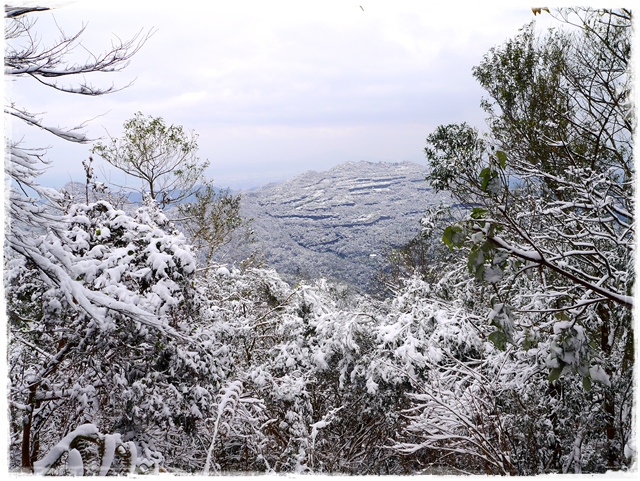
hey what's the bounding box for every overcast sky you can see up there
[6,0,560,190]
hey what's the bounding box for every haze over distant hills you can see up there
[58,161,451,291]
[219,161,451,291]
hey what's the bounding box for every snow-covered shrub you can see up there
[32,423,163,476]
[7,199,229,472]
[386,273,634,475]
[191,268,423,474]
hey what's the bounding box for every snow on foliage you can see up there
[6,6,634,477]
[7,197,231,472]
[32,423,163,475]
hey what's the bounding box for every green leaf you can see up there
[479,166,491,186]
[468,248,485,280]
[474,264,485,281]
[496,150,507,169]
[470,207,488,219]
[479,167,497,192]
[442,225,465,249]
[554,311,570,321]
[548,367,563,382]
[582,376,592,391]
[488,330,508,350]
[522,330,537,351]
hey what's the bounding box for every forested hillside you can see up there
[217,161,451,291]
[4,6,635,476]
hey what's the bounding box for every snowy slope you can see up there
[221,161,451,291]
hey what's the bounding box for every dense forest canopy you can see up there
[4,6,635,475]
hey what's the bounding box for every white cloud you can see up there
[6,0,550,189]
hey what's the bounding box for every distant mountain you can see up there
[219,161,451,291]
[60,182,227,210]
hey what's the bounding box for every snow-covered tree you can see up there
[410,8,634,473]
[5,5,634,476]
[189,266,430,474]
[6,199,234,471]
[385,272,633,474]
[3,6,226,472]
[4,5,155,335]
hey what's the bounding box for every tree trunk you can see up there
[21,384,37,471]
[599,304,616,469]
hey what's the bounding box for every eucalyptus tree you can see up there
[91,112,209,208]
[177,183,253,274]
[92,113,255,270]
